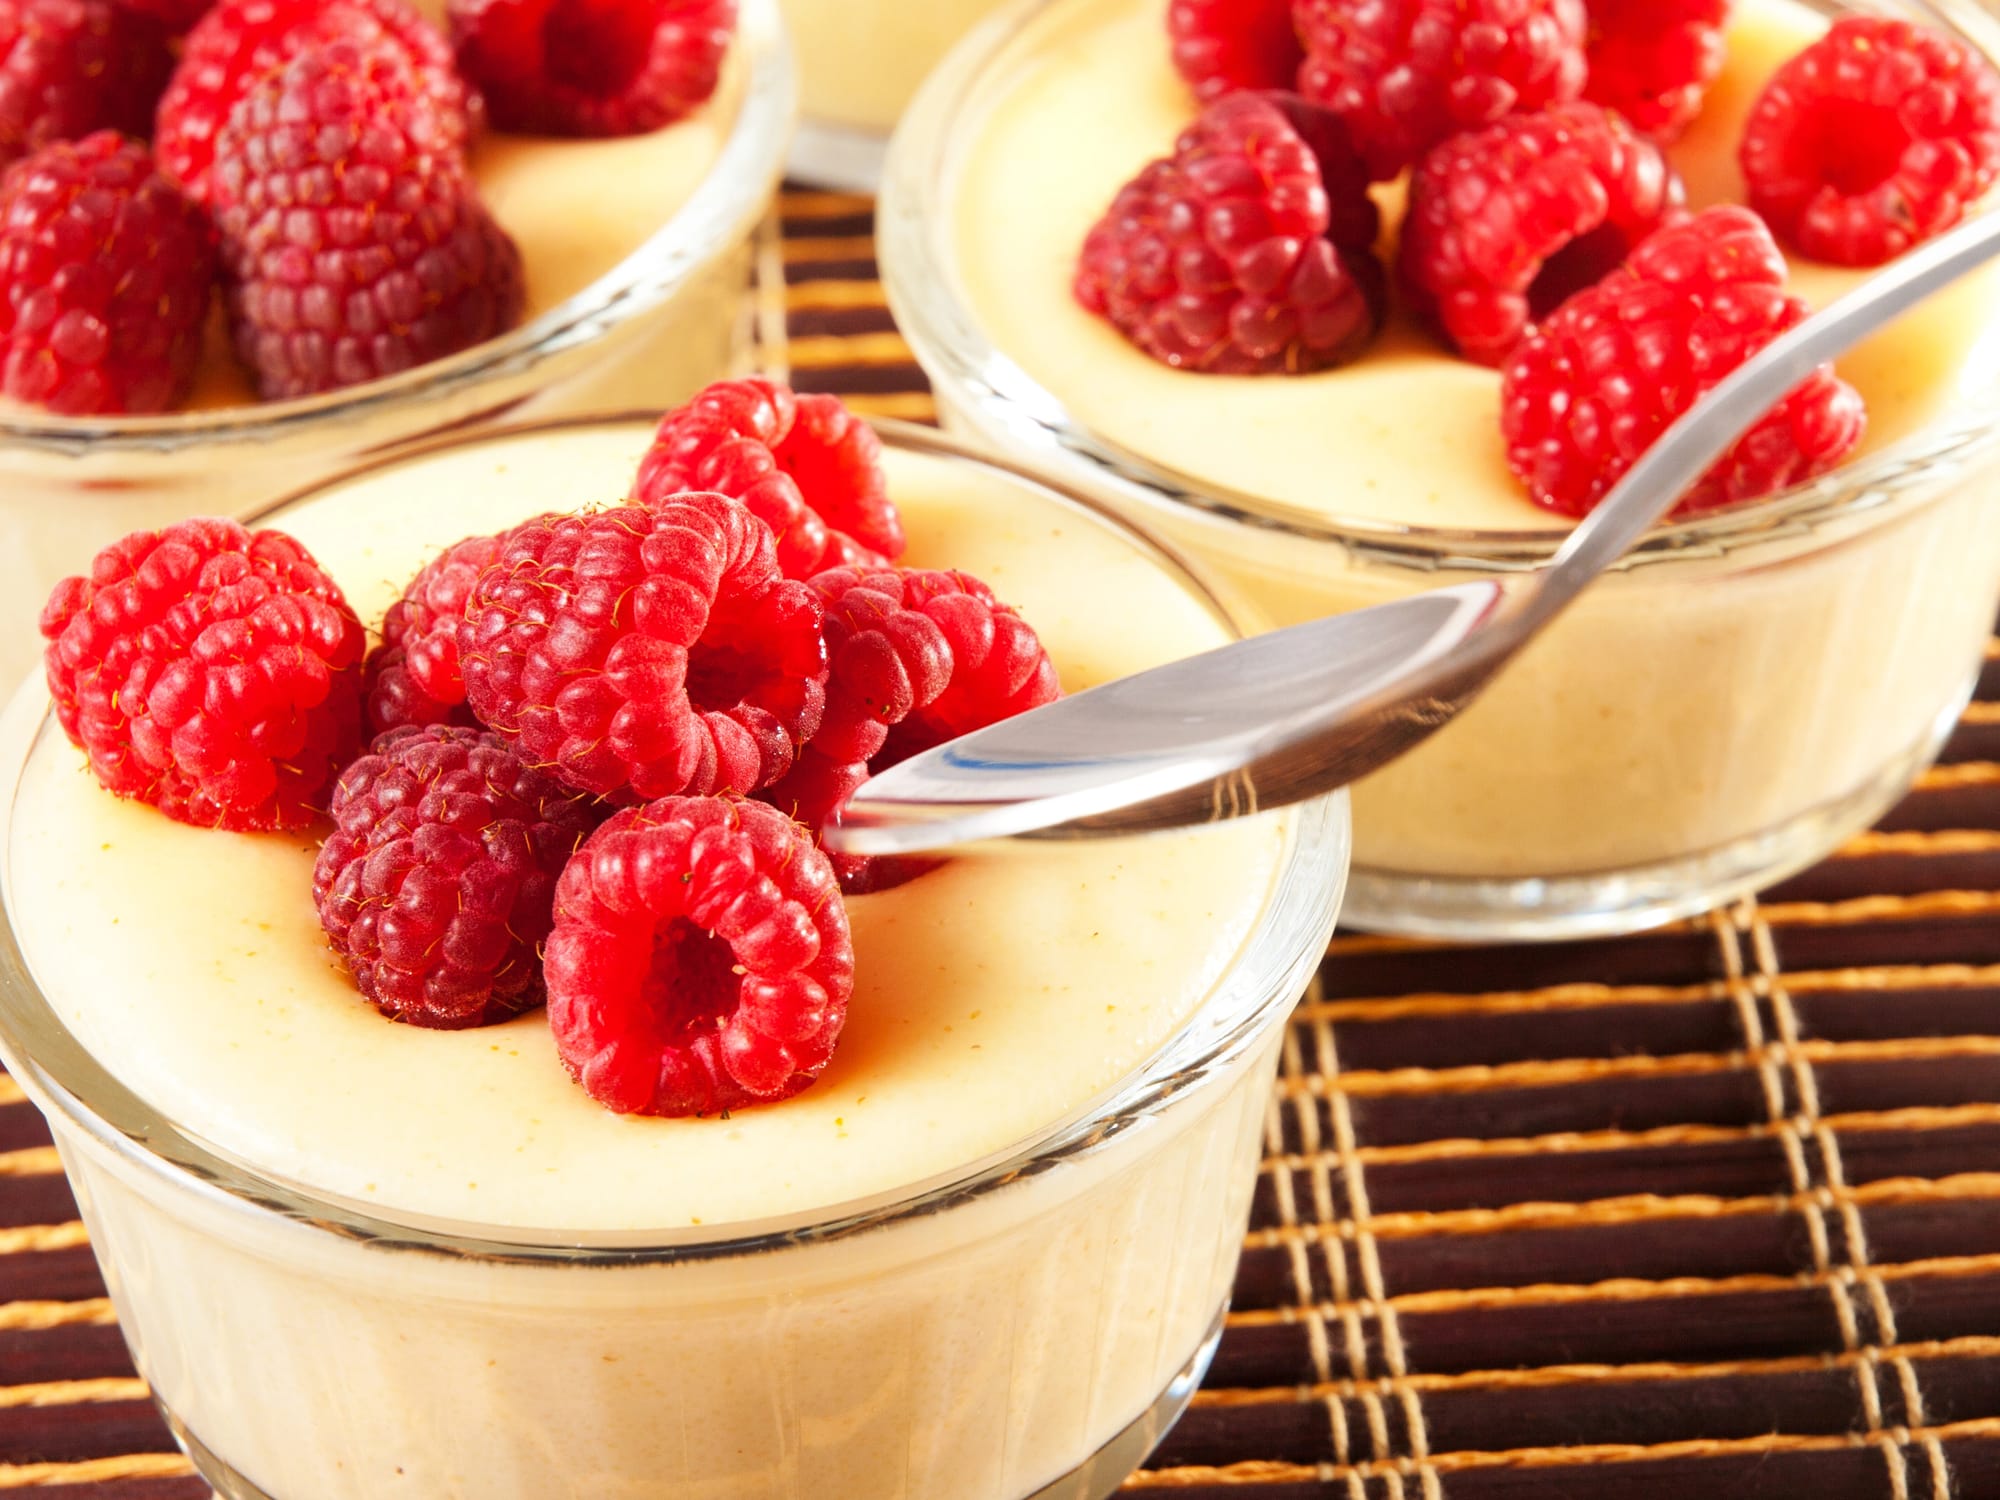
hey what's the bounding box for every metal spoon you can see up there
[828,211,2000,858]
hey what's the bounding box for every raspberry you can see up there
[762,565,1060,894]
[111,0,210,31]
[1296,0,1589,180]
[1398,103,1681,366]
[211,42,523,400]
[314,725,602,1029]
[1740,15,2000,267]
[0,133,217,415]
[0,0,172,170]
[448,0,733,137]
[156,0,478,205]
[361,532,503,735]
[39,518,365,832]
[1583,0,1730,141]
[631,378,903,581]
[1167,0,1302,104]
[457,495,828,802]
[1074,92,1385,375]
[1500,206,1866,517]
[545,796,853,1117]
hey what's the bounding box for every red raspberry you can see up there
[1740,15,2000,268]
[632,378,903,581]
[155,0,478,206]
[1500,206,1866,517]
[1167,0,1302,104]
[1398,103,1681,366]
[448,0,733,137]
[1074,92,1385,375]
[1296,0,1589,180]
[111,0,210,31]
[1583,0,1730,142]
[546,795,853,1117]
[0,0,172,170]
[0,132,217,415]
[314,725,602,1029]
[211,42,523,400]
[361,532,503,735]
[762,565,1060,894]
[39,518,365,832]
[457,495,828,803]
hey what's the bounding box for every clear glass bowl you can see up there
[0,0,794,692]
[0,416,1351,1500]
[879,0,2000,941]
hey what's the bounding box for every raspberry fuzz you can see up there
[457,495,827,802]
[1295,0,1589,180]
[0,132,217,415]
[1583,0,1731,142]
[211,41,523,399]
[1501,206,1866,517]
[1399,103,1681,366]
[1167,0,1302,104]
[632,378,904,580]
[1074,92,1384,375]
[449,0,733,136]
[362,532,501,734]
[0,0,171,169]
[40,518,365,831]
[546,795,854,1116]
[1740,15,2000,267]
[315,725,602,1029]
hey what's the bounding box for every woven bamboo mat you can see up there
[0,190,1997,1498]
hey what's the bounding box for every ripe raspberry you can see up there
[212,42,524,400]
[361,532,503,735]
[1501,206,1866,517]
[1167,0,1302,104]
[448,0,733,137]
[0,0,172,170]
[155,0,478,206]
[631,378,904,580]
[111,0,210,31]
[1583,0,1730,141]
[39,518,365,831]
[1074,92,1385,375]
[457,495,828,802]
[1296,0,1589,180]
[1740,15,2000,267]
[1399,103,1681,366]
[0,132,217,415]
[546,795,853,1117]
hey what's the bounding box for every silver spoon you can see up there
[828,210,2000,858]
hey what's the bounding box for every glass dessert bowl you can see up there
[881,0,2000,940]
[0,415,1349,1500]
[0,0,793,692]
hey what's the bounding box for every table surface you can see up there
[0,189,1997,1499]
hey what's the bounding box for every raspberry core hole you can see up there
[541,0,654,98]
[1529,221,1638,320]
[685,640,766,713]
[642,917,741,1043]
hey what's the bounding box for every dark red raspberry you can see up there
[546,795,853,1117]
[1583,0,1730,141]
[1740,15,2000,267]
[1074,92,1384,375]
[39,518,365,831]
[211,42,523,400]
[631,378,903,580]
[1501,206,1866,517]
[457,495,828,802]
[0,0,172,170]
[762,565,1060,894]
[0,132,217,415]
[110,0,210,31]
[314,725,601,1029]
[155,0,478,205]
[1399,103,1681,366]
[361,532,503,735]
[1296,0,1589,180]
[1167,0,1302,104]
[448,0,733,137]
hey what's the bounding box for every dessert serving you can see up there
[0,391,1349,1498]
[883,0,2000,937]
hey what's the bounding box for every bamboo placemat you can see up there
[0,190,1996,1498]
